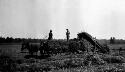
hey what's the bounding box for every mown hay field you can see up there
[109,44,125,49]
[0,43,125,72]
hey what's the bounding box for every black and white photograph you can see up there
[0,0,125,72]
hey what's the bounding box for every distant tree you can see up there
[0,36,2,44]
[112,37,116,44]
[17,38,21,43]
[110,37,115,44]
[110,37,112,44]
[5,37,13,43]
[6,37,10,43]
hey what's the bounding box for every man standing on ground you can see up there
[66,29,70,41]
[48,30,53,40]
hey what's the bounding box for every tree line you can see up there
[1,36,125,44]
[110,37,125,44]
[0,36,41,44]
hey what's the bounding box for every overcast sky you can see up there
[0,0,125,39]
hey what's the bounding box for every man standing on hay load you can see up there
[66,29,70,41]
[48,30,53,40]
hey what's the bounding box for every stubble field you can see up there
[1,42,125,72]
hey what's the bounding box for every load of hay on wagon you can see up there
[68,31,125,66]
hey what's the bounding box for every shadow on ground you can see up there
[24,54,51,59]
[20,51,29,53]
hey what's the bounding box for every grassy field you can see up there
[0,43,125,72]
[109,44,125,49]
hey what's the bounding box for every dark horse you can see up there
[21,42,39,56]
[21,41,52,56]
[39,41,51,56]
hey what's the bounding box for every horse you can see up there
[21,42,40,56]
[29,44,39,56]
[39,41,51,56]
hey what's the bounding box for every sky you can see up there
[0,0,125,39]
